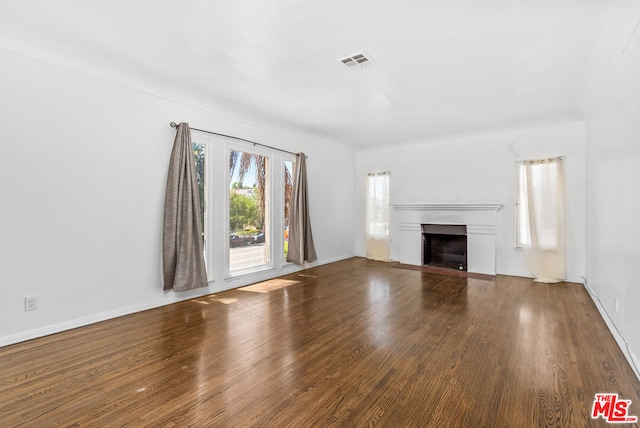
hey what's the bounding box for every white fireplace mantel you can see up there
[393,203,503,211]
[392,202,503,275]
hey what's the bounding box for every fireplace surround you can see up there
[393,203,502,275]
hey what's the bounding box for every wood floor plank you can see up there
[0,258,638,427]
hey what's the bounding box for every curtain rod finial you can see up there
[170,122,178,128]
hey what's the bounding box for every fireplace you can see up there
[393,203,502,275]
[422,224,467,271]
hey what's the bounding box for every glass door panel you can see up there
[229,149,269,272]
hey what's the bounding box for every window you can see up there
[193,142,207,257]
[516,159,562,249]
[283,159,294,260]
[366,172,390,239]
[515,162,529,248]
[366,172,391,261]
[190,132,294,279]
[229,149,270,272]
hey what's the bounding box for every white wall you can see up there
[0,50,355,346]
[585,19,640,377]
[355,123,586,282]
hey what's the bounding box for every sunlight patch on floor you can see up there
[194,296,238,305]
[240,279,300,293]
[212,297,238,304]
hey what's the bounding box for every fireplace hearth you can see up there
[422,224,467,271]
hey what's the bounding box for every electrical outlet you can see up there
[25,296,39,311]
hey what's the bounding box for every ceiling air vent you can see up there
[338,51,373,69]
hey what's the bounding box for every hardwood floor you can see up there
[1,258,638,427]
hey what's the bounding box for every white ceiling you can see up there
[1,1,639,147]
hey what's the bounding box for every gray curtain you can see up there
[287,153,317,264]
[162,123,208,291]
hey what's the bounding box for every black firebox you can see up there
[422,224,467,271]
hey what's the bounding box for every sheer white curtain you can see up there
[366,172,391,261]
[518,158,566,283]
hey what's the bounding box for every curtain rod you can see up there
[170,122,299,157]
[518,156,564,164]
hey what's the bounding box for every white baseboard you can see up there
[312,254,355,265]
[582,279,640,382]
[0,254,357,348]
[0,290,212,348]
